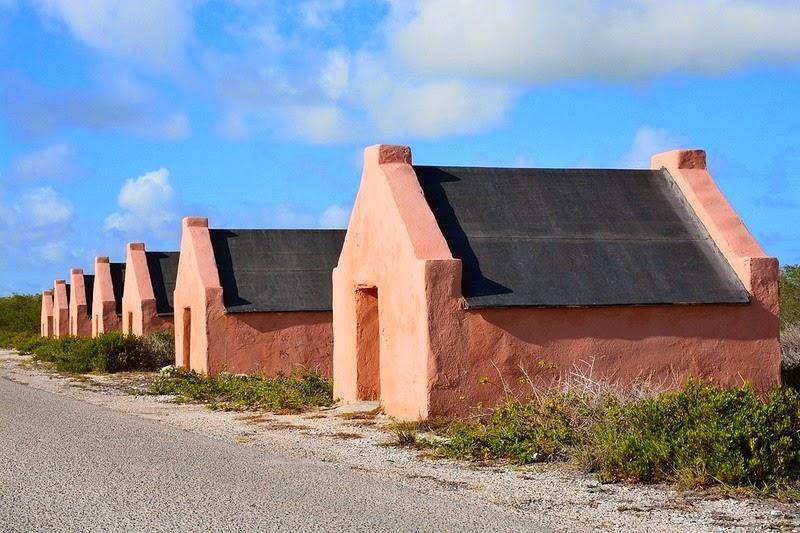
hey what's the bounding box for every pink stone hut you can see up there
[332,145,781,420]
[121,243,179,336]
[69,268,94,337]
[52,279,70,338]
[40,290,53,337]
[91,256,125,336]
[174,217,344,376]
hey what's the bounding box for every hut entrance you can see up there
[355,287,380,401]
[182,307,191,369]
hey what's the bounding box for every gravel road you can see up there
[0,376,543,532]
[2,351,798,532]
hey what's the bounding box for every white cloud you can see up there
[39,241,67,263]
[223,202,352,229]
[319,50,350,100]
[104,168,177,237]
[391,0,800,83]
[149,112,190,140]
[319,204,350,228]
[0,73,191,140]
[203,8,517,143]
[299,0,347,29]
[216,111,250,140]
[353,64,512,138]
[35,0,191,71]
[282,105,353,143]
[620,126,687,168]
[15,187,74,227]
[11,143,73,181]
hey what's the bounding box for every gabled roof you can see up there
[209,229,346,313]
[414,165,749,308]
[145,251,179,315]
[82,274,94,316]
[110,263,126,315]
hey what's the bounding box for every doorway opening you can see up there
[355,287,380,401]
[182,307,191,369]
[127,312,133,335]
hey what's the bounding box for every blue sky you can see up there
[0,0,799,295]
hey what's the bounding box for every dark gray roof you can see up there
[145,251,179,316]
[209,229,345,313]
[414,165,749,308]
[83,274,94,316]
[110,263,126,316]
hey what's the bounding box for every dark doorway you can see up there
[182,308,191,369]
[355,288,380,401]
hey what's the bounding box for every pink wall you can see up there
[92,257,120,336]
[333,145,458,419]
[122,243,174,336]
[174,217,333,377]
[334,145,781,421]
[69,268,92,337]
[52,279,69,338]
[40,290,53,337]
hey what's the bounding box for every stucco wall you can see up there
[40,290,53,337]
[122,243,174,336]
[213,312,333,376]
[333,145,458,420]
[52,280,69,338]
[174,217,333,377]
[335,145,781,421]
[92,257,120,336]
[69,268,92,337]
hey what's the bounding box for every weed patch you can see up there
[19,332,174,373]
[394,380,800,497]
[148,367,333,413]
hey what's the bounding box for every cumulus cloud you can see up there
[282,105,354,143]
[15,187,74,227]
[11,143,74,181]
[104,168,177,237]
[319,204,350,228]
[319,50,350,100]
[39,241,68,263]
[298,0,348,29]
[224,202,352,229]
[34,0,191,71]
[620,126,687,168]
[0,74,190,139]
[391,0,800,83]
[349,55,512,138]
[0,184,74,281]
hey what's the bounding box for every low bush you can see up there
[781,265,800,329]
[401,380,800,495]
[0,293,40,349]
[593,382,800,489]
[149,367,333,413]
[24,331,174,373]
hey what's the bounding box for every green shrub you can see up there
[781,265,800,329]
[27,332,175,373]
[593,381,800,489]
[149,367,333,413]
[436,397,577,464]
[0,294,40,348]
[403,380,800,495]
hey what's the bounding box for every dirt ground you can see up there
[2,350,799,532]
